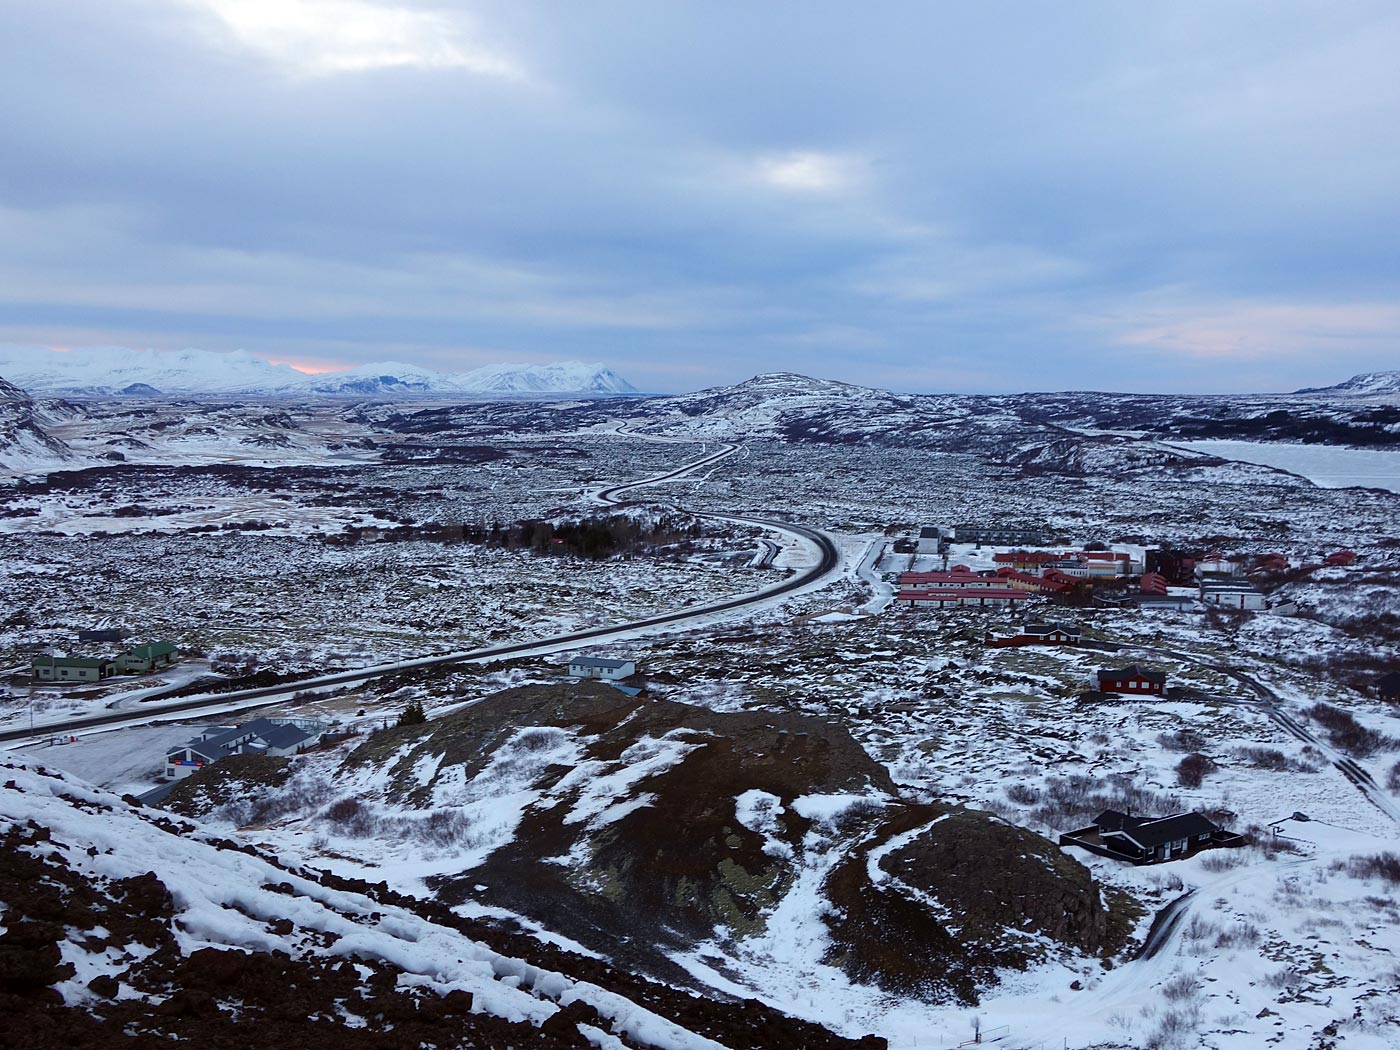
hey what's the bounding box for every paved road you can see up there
[2,441,837,745]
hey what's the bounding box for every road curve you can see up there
[2,441,837,744]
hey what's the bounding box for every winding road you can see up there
[2,437,839,745]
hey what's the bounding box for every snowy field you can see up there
[1170,439,1400,492]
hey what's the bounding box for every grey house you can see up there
[32,655,116,683]
[164,717,325,779]
[567,656,636,681]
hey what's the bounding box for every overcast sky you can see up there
[2,1,1398,393]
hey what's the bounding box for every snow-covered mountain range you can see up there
[0,347,637,397]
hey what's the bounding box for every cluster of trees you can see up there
[466,514,702,560]
[326,513,704,561]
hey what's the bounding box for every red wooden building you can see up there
[1096,665,1167,696]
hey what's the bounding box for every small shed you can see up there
[78,627,130,644]
[1096,665,1167,696]
[116,641,178,675]
[567,656,636,681]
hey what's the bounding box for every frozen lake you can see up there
[1171,440,1400,493]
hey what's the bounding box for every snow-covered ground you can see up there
[1170,440,1400,493]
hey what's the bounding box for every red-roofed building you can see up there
[1325,550,1357,567]
[1140,572,1169,595]
[896,588,1030,609]
[992,551,1062,572]
[899,571,994,589]
[996,568,1076,594]
[986,623,1083,647]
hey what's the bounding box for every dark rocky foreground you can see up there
[1,769,886,1050]
[171,681,1138,1004]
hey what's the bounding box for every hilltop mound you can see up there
[174,681,1135,1004]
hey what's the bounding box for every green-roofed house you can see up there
[32,655,116,683]
[116,641,179,675]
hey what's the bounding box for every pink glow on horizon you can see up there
[260,355,348,375]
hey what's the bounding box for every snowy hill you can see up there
[164,681,1129,1006]
[0,756,878,1049]
[0,375,80,474]
[0,347,638,398]
[1296,370,1400,396]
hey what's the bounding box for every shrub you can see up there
[1176,753,1215,788]
[1005,783,1041,805]
[1348,852,1400,885]
[1199,852,1243,873]
[513,727,567,752]
[1387,761,1400,793]
[1237,746,1288,771]
[1305,702,1394,758]
[397,699,427,727]
[1161,974,1199,1002]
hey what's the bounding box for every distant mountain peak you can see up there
[1296,370,1400,395]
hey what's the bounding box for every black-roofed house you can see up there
[164,717,325,780]
[1060,809,1246,864]
[117,640,178,674]
[985,623,1083,648]
[1377,672,1400,704]
[567,656,636,681]
[1096,665,1167,696]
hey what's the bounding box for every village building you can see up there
[1196,551,1240,576]
[985,623,1082,647]
[1377,672,1400,704]
[995,568,1076,595]
[116,641,179,675]
[1134,593,1198,613]
[31,655,116,683]
[1199,579,1267,611]
[899,570,995,589]
[1059,809,1245,864]
[915,526,948,555]
[1096,665,1167,695]
[952,524,1052,547]
[1325,550,1357,567]
[567,656,636,681]
[164,717,326,780]
[1140,572,1169,595]
[991,551,1061,573]
[896,587,1030,609]
[78,627,130,644]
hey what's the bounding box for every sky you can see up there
[1,1,1398,394]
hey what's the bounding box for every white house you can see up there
[1199,579,1267,611]
[567,656,636,681]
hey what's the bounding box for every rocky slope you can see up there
[0,376,77,475]
[166,681,1135,1005]
[1,757,886,1050]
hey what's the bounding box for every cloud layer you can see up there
[1,1,1398,392]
